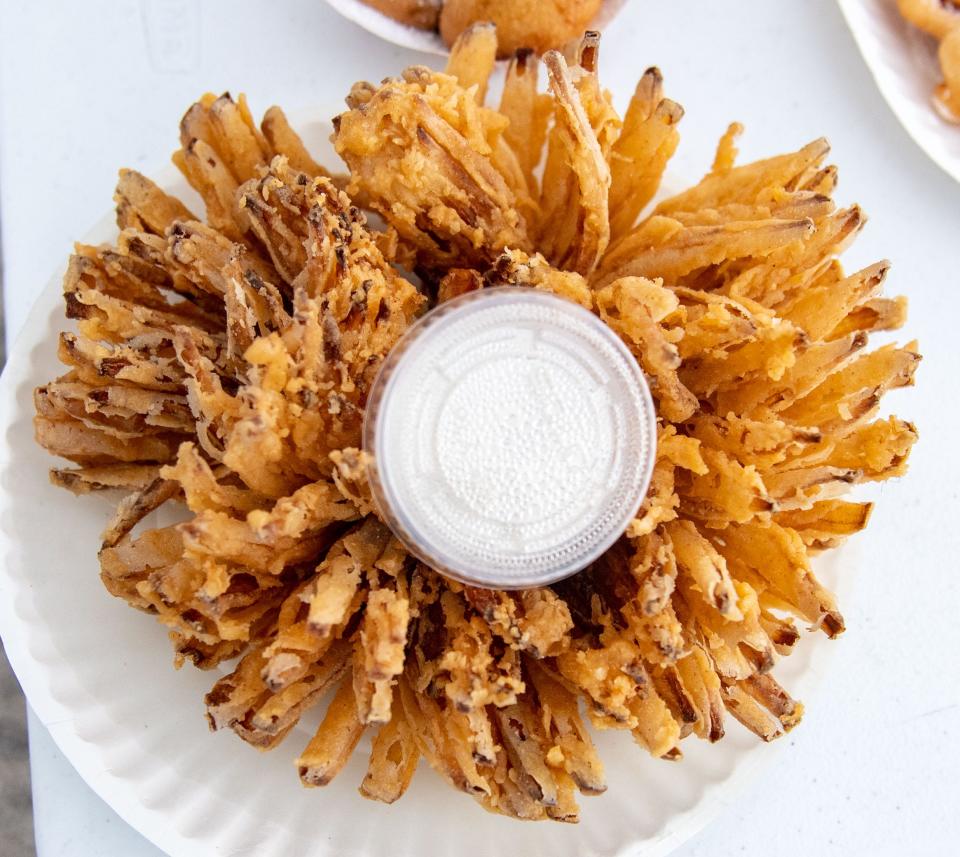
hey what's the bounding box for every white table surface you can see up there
[2,1,958,855]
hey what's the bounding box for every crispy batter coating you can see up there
[34,31,918,822]
[439,0,603,57]
[334,63,531,273]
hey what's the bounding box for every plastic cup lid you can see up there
[363,287,657,589]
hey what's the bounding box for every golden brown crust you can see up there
[897,0,960,39]
[896,0,960,120]
[440,0,603,57]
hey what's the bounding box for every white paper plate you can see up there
[0,113,852,857]
[324,0,628,56]
[838,0,960,183]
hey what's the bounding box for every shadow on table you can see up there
[0,642,34,855]
[1,201,34,855]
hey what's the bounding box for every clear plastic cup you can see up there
[363,287,657,589]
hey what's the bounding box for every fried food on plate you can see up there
[897,0,960,40]
[35,27,919,821]
[896,0,960,122]
[935,26,960,121]
[356,0,604,56]
[440,0,603,56]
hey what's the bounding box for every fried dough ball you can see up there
[439,0,603,57]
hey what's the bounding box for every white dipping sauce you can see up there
[363,287,657,589]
